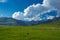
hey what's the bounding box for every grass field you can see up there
[0,22,60,40]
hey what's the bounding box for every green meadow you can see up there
[0,19,60,40]
[0,22,60,40]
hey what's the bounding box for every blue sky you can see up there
[0,0,43,17]
[0,0,60,21]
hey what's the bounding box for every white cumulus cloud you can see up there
[24,4,51,17]
[12,0,60,21]
[43,0,60,17]
[12,12,25,20]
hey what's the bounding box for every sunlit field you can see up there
[0,22,60,40]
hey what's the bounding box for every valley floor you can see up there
[0,24,60,40]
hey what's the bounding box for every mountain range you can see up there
[0,17,60,26]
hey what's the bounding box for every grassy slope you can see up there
[0,19,60,40]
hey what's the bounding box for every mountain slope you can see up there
[0,17,60,26]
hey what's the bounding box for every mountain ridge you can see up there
[0,17,60,26]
